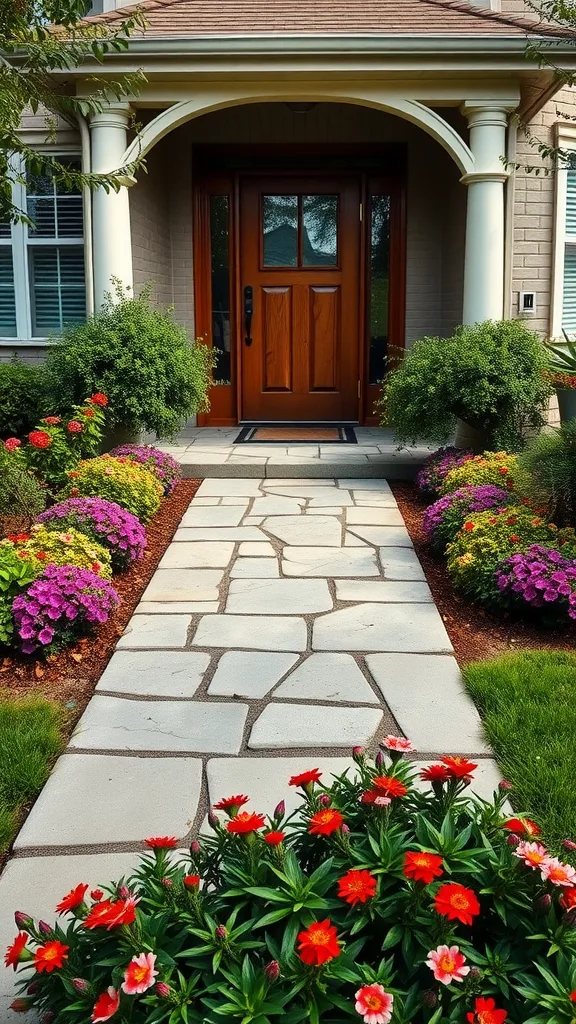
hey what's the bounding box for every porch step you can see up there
[177,457,424,480]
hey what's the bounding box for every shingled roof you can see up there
[85,0,567,39]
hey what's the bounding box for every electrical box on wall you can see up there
[519,291,536,317]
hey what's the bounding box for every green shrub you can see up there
[62,456,163,523]
[44,284,217,439]
[0,446,46,529]
[440,451,518,495]
[13,524,113,579]
[379,319,552,449]
[445,505,573,606]
[0,359,46,439]
[0,543,37,646]
[515,421,576,526]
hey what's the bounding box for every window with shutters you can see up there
[1,154,86,343]
[562,169,576,334]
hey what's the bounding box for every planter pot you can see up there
[454,419,492,454]
[556,388,576,424]
[100,425,144,454]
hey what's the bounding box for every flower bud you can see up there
[468,967,481,981]
[90,889,104,902]
[215,925,228,940]
[38,921,53,936]
[341,823,350,835]
[10,998,32,1013]
[190,840,201,855]
[375,751,384,769]
[162,877,173,889]
[562,838,576,852]
[72,978,89,994]
[499,780,512,791]
[422,991,437,1009]
[534,893,552,914]
[319,793,332,807]
[156,982,171,998]
[14,912,34,931]
[208,810,219,829]
[265,960,280,982]
[119,886,131,899]
[273,800,285,820]
[506,834,520,848]
[27,981,40,995]
[352,746,364,759]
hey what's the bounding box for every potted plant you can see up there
[43,282,216,448]
[378,319,552,452]
[545,330,576,423]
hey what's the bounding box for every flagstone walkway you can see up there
[0,477,501,1020]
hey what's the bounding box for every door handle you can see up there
[244,285,253,347]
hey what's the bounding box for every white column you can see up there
[460,103,510,325]
[90,105,134,308]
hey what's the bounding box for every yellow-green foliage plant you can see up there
[440,451,517,496]
[8,525,113,578]
[62,456,162,524]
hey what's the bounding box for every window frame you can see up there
[551,124,576,339]
[1,148,85,345]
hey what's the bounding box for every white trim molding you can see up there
[551,122,576,340]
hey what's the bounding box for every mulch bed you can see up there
[391,481,576,665]
[0,479,201,722]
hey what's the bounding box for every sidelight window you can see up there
[368,195,391,385]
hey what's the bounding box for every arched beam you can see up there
[121,88,475,176]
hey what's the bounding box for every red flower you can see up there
[503,817,541,837]
[92,986,120,1022]
[420,764,451,783]
[82,408,95,417]
[404,851,444,885]
[7,534,30,543]
[570,992,576,1004]
[36,551,46,560]
[289,768,322,788]
[466,996,508,1024]
[56,883,88,914]
[145,836,178,849]
[440,756,478,780]
[297,919,340,966]
[4,437,21,451]
[264,831,286,846]
[463,521,475,532]
[560,888,576,911]
[42,416,61,425]
[213,794,249,816]
[184,874,200,888]
[89,393,109,406]
[434,883,481,926]
[498,466,509,475]
[337,869,377,905]
[509,534,520,543]
[67,420,83,433]
[91,889,104,901]
[373,775,408,798]
[309,808,344,836]
[28,430,51,449]
[4,932,28,970]
[34,940,69,973]
[83,897,138,930]
[226,812,266,834]
[506,516,517,526]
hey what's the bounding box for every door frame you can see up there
[193,145,407,426]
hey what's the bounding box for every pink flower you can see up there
[382,735,414,753]
[426,945,470,985]
[354,984,394,1024]
[513,841,548,870]
[4,438,21,451]
[540,857,576,887]
[121,952,158,995]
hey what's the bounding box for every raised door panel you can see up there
[309,285,340,391]
[261,286,292,391]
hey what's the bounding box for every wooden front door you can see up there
[239,176,361,421]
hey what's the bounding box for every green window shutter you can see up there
[29,246,86,335]
[567,170,576,237]
[562,246,576,334]
[0,247,17,337]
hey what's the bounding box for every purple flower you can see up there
[12,565,120,656]
[108,445,181,496]
[423,485,512,552]
[38,497,146,572]
[495,544,576,624]
[417,447,474,498]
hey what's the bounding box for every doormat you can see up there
[234,426,357,444]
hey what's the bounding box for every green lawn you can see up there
[0,695,64,854]
[463,651,576,851]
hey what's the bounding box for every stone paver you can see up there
[175,527,266,541]
[141,568,223,602]
[15,755,202,848]
[181,505,245,527]
[282,546,378,576]
[230,557,280,578]
[263,514,342,546]
[96,651,210,697]
[208,651,299,697]
[136,601,219,614]
[347,525,413,546]
[313,603,453,652]
[238,541,276,556]
[335,580,432,603]
[251,496,305,516]
[346,507,404,526]
[70,696,248,753]
[249,703,384,749]
[117,614,190,648]
[207,756,355,815]
[275,654,379,704]
[226,578,332,614]
[197,479,263,495]
[159,541,234,568]
[193,614,307,651]
[366,654,490,753]
[380,547,427,580]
